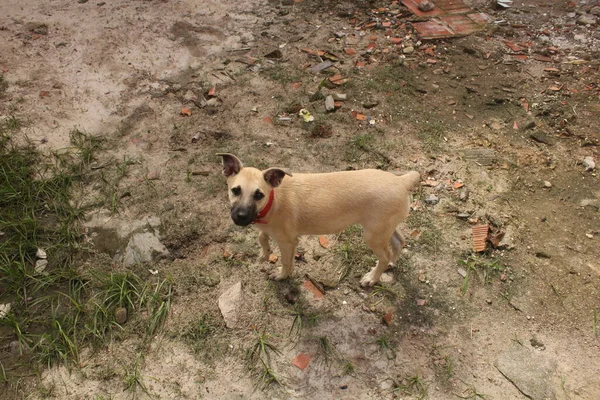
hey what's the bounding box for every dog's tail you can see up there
[391,170,421,190]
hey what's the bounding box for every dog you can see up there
[217,153,420,286]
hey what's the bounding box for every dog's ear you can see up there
[216,153,243,177]
[263,168,292,187]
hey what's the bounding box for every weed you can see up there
[0,362,6,384]
[122,355,152,397]
[3,115,20,130]
[371,333,396,360]
[181,313,222,357]
[335,225,376,282]
[289,300,321,338]
[371,284,400,302]
[458,255,504,295]
[0,75,8,95]
[454,378,487,399]
[363,65,411,93]
[318,336,337,365]
[418,120,445,151]
[350,134,375,151]
[342,360,355,376]
[594,309,598,339]
[246,329,283,388]
[395,374,427,399]
[406,211,442,251]
[262,66,302,85]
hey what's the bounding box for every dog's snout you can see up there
[231,206,255,227]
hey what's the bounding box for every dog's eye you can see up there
[253,190,264,200]
[231,186,241,196]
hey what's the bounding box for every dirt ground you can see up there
[1,0,600,398]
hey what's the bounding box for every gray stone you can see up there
[425,194,439,205]
[122,231,170,266]
[577,14,597,25]
[379,272,394,283]
[583,156,595,171]
[495,345,557,400]
[218,282,243,329]
[403,46,414,54]
[325,95,335,111]
[591,6,600,15]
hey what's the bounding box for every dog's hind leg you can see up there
[258,231,271,261]
[389,230,405,265]
[360,228,393,287]
[269,236,299,281]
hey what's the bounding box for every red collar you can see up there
[253,190,274,224]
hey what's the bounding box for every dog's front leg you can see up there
[269,237,298,281]
[258,231,271,261]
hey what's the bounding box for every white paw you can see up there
[268,267,290,281]
[360,269,378,287]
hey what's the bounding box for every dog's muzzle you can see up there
[231,206,256,227]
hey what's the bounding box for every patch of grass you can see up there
[335,225,377,282]
[0,75,8,96]
[289,300,321,338]
[0,128,103,376]
[87,272,172,343]
[182,314,222,356]
[371,333,396,360]
[350,134,375,151]
[33,302,82,368]
[418,120,445,151]
[3,115,20,130]
[344,133,392,167]
[314,336,354,375]
[122,355,152,397]
[454,378,487,399]
[363,65,411,93]
[406,211,443,251]
[246,329,283,389]
[371,284,401,302]
[395,374,427,399]
[458,255,504,295]
[262,66,303,85]
[317,336,337,365]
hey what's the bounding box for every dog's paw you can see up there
[268,267,290,281]
[360,269,379,287]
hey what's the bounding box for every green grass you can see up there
[371,333,396,360]
[289,300,321,338]
[395,374,427,399]
[406,211,443,251]
[458,255,504,295]
[0,124,173,385]
[418,120,445,151]
[246,329,283,389]
[335,225,377,282]
[0,75,8,95]
[122,355,152,397]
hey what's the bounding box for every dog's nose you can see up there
[231,208,254,226]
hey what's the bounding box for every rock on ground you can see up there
[495,345,557,400]
[122,231,170,266]
[218,282,243,329]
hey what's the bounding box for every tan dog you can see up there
[217,154,420,286]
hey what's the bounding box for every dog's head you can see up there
[217,153,292,226]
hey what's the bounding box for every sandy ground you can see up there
[1,0,600,398]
